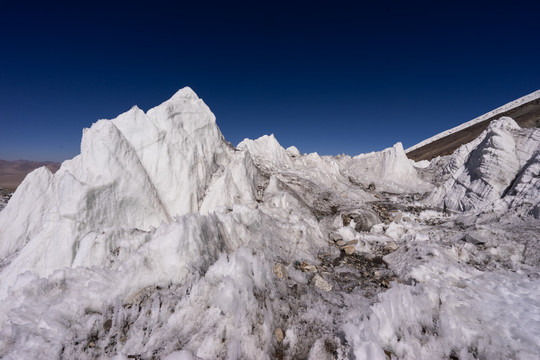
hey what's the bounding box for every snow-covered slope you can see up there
[335,142,433,193]
[429,117,540,213]
[406,89,540,153]
[0,88,539,360]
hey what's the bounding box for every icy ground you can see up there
[0,88,539,360]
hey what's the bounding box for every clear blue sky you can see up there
[1,0,539,162]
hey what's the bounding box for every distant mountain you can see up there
[0,159,60,191]
[406,90,540,161]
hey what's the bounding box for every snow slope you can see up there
[0,88,538,360]
[429,117,540,213]
[406,89,540,153]
[334,142,434,193]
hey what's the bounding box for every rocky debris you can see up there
[0,188,11,212]
[275,328,284,343]
[293,260,318,273]
[463,234,487,246]
[312,274,333,292]
[295,261,318,273]
[368,196,437,223]
[303,264,317,272]
[315,250,396,297]
[371,203,394,224]
[383,241,398,252]
[103,319,112,332]
[343,245,355,255]
[273,263,288,279]
[341,209,380,232]
[329,232,343,243]
[0,188,11,197]
[367,182,376,192]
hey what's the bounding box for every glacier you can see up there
[0,87,539,360]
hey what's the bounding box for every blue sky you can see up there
[1,0,539,162]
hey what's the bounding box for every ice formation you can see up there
[0,88,539,360]
[429,117,540,213]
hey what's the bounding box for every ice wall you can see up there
[429,117,540,212]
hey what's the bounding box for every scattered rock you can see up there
[463,234,486,246]
[88,342,96,348]
[341,209,380,232]
[345,240,358,246]
[275,328,284,343]
[273,263,288,279]
[384,241,398,252]
[371,203,394,224]
[343,245,355,255]
[103,319,112,332]
[367,182,376,191]
[312,274,333,292]
[393,212,403,223]
[298,261,317,273]
[336,240,347,246]
[329,232,343,242]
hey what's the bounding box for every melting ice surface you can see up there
[0,88,539,360]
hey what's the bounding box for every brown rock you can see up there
[275,328,284,343]
[384,241,398,252]
[343,245,355,255]
[329,232,343,242]
[273,263,288,279]
[103,319,112,332]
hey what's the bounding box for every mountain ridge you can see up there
[406,89,540,161]
[0,159,60,191]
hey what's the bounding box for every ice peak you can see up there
[169,87,200,101]
[392,142,405,152]
[487,116,520,131]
